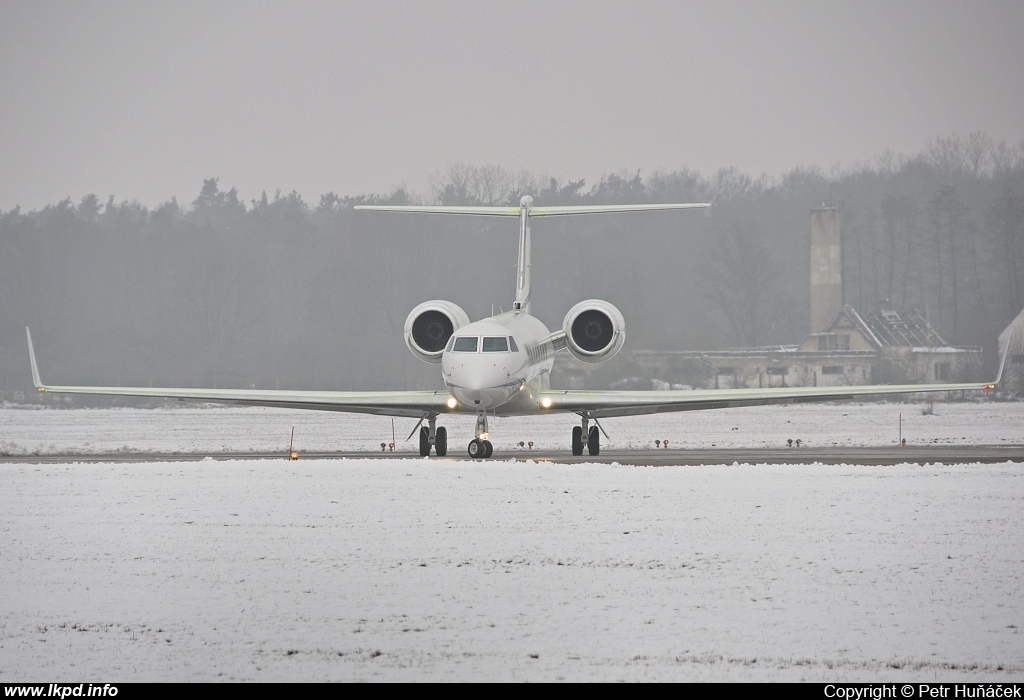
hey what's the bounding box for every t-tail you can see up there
[354,197,710,315]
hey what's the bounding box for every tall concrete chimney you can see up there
[810,207,842,333]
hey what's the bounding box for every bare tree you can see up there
[928,185,968,339]
[988,188,1024,318]
[698,223,791,347]
[430,163,527,205]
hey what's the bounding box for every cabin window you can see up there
[452,337,478,352]
[508,336,519,352]
[482,336,509,352]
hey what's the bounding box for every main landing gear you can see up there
[419,415,448,457]
[468,411,493,459]
[571,415,600,456]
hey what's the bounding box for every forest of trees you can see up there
[2,132,1023,400]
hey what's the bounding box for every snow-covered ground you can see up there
[2,403,1023,681]
[2,400,1024,455]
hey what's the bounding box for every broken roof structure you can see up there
[805,305,950,352]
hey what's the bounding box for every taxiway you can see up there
[4,444,1022,465]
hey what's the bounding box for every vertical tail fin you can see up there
[514,195,532,313]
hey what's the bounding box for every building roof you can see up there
[823,306,884,349]
[864,308,947,347]
[823,305,947,349]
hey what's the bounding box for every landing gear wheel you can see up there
[435,427,447,456]
[468,439,484,458]
[482,440,493,458]
[571,426,584,456]
[587,425,600,456]
[419,426,431,456]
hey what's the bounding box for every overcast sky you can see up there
[1,0,1022,212]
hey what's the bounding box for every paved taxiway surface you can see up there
[4,445,1023,465]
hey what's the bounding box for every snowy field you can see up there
[2,400,1024,455]
[1,403,1023,681]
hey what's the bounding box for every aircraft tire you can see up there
[435,427,447,456]
[483,440,493,458]
[419,426,430,456]
[468,439,483,458]
[587,426,600,456]
[571,426,584,456]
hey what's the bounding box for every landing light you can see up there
[540,397,552,408]
[446,397,458,409]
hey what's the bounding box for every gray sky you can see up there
[1,0,1022,211]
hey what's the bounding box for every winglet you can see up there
[993,338,1011,387]
[25,327,45,390]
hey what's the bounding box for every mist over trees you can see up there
[2,132,1023,399]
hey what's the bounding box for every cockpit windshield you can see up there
[452,336,479,352]
[482,336,509,352]
[449,336,520,353]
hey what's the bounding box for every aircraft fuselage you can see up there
[441,311,554,414]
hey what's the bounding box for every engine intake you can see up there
[562,299,625,363]
[405,300,470,363]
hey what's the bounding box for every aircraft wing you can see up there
[26,329,451,419]
[539,357,1006,419]
[540,333,1011,419]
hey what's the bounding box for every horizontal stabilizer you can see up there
[528,203,710,216]
[354,202,710,217]
[354,205,520,216]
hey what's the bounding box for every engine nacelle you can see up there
[562,299,626,363]
[405,300,470,364]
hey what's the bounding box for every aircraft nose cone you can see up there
[445,359,516,410]
[461,366,506,391]
[452,386,505,410]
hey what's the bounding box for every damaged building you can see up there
[615,206,985,391]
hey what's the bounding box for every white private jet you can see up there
[25,195,1006,458]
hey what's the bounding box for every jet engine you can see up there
[405,300,470,363]
[562,299,625,363]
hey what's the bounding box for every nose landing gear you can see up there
[468,411,493,459]
[468,438,493,458]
